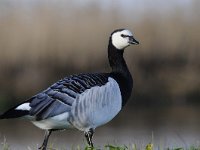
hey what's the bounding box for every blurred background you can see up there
[0,0,200,149]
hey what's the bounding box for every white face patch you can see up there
[112,29,133,50]
[15,103,31,111]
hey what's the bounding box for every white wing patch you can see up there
[70,77,122,131]
[15,103,31,111]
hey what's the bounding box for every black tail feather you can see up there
[0,107,29,119]
[0,114,4,119]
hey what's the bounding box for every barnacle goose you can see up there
[0,29,139,150]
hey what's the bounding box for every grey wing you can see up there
[29,87,76,121]
[28,73,109,121]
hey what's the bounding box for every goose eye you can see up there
[121,34,126,37]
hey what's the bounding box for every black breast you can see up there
[110,72,133,107]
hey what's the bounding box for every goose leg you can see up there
[84,128,94,148]
[39,130,52,150]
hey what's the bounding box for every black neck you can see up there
[108,38,133,107]
[108,38,132,77]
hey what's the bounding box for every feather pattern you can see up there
[27,73,109,121]
[69,77,122,131]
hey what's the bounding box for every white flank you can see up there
[15,103,31,111]
[32,112,72,130]
[112,29,133,50]
[70,77,122,131]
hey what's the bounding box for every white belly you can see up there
[32,112,73,130]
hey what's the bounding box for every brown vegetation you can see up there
[0,1,200,109]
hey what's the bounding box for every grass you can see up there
[1,140,200,150]
[1,133,200,150]
[1,137,10,150]
[0,133,199,150]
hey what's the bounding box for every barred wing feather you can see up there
[28,73,109,120]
